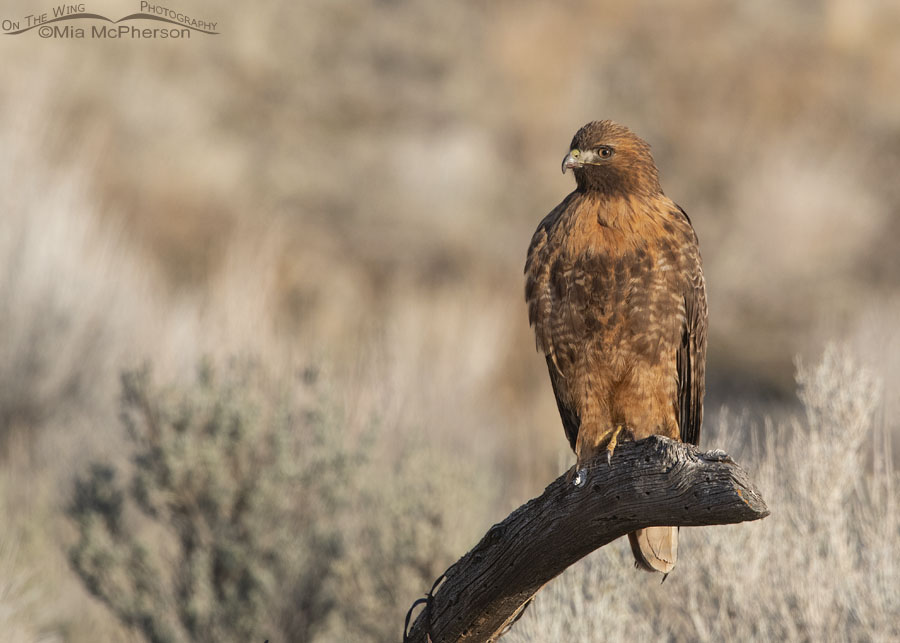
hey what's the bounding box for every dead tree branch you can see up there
[403,435,769,643]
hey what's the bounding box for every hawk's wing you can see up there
[525,193,577,374]
[525,193,582,450]
[546,355,579,451]
[674,205,707,446]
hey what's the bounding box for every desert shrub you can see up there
[68,359,490,643]
[69,360,326,642]
[507,346,899,642]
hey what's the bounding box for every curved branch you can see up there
[404,435,769,643]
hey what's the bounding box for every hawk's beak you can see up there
[562,149,582,174]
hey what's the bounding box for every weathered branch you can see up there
[404,435,769,643]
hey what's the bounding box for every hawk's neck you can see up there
[562,191,678,256]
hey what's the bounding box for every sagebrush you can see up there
[68,361,490,643]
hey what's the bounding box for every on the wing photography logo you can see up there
[2,2,218,38]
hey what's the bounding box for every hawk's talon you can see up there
[572,468,587,487]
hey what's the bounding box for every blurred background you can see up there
[1,0,899,641]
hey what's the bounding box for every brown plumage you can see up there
[524,121,707,573]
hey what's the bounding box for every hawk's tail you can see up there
[628,526,677,574]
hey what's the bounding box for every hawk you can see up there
[524,121,707,573]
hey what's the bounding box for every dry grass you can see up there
[0,530,63,643]
[0,1,899,641]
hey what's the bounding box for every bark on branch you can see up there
[404,435,769,643]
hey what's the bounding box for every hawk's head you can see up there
[562,120,662,197]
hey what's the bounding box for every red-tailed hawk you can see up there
[525,121,707,573]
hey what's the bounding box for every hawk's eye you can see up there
[598,147,614,159]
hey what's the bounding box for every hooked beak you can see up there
[562,149,582,174]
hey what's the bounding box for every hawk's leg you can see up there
[571,424,633,485]
[604,423,629,464]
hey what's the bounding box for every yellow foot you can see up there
[604,424,628,464]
